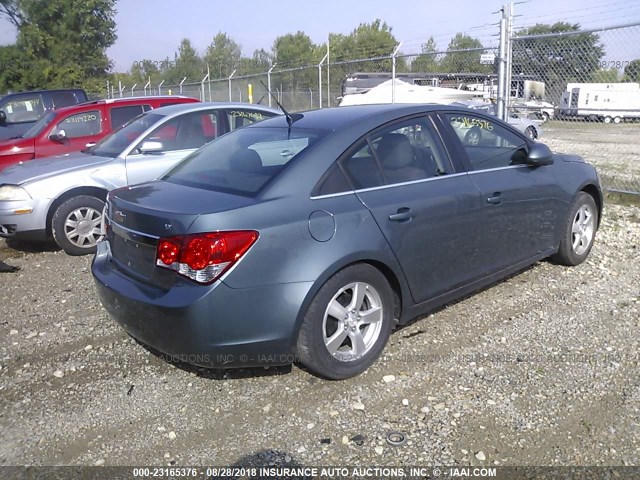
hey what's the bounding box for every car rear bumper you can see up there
[92,241,313,367]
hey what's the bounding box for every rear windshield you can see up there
[89,112,163,158]
[161,126,327,195]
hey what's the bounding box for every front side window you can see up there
[90,112,164,158]
[1,94,45,123]
[339,116,451,190]
[162,126,327,195]
[445,112,527,170]
[53,110,102,139]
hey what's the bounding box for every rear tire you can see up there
[552,192,598,266]
[604,116,612,124]
[52,195,105,256]
[613,116,621,124]
[296,264,394,380]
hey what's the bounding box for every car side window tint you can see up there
[446,113,528,171]
[54,110,102,139]
[110,105,145,129]
[314,164,351,196]
[138,111,220,152]
[340,141,384,189]
[51,91,79,109]
[2,94,45,123]
[341,116,450,189]
[227,109,271,130]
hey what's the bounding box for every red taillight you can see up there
[158,238,181,265]
[155,231,258,284]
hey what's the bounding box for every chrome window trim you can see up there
[468,164,530,175]
[310,172,468,200]
[310,164,531,200]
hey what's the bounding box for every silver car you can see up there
[451,101,543,141]
[0,102,280,255]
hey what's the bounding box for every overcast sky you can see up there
[1,0,639,72]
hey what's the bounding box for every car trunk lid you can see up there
[106,181,256,286]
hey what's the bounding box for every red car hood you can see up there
[0,137,35,156]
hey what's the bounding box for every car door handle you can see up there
[389,207,414,222]
[487,192,503,205]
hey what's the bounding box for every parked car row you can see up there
[0,89,89,141]
[0,102,279,254]
[0,95,199,171]
[1,98,602,380]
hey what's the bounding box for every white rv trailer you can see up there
[559,82,640,123]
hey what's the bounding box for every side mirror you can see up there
[138,140,163,154]
[0,110,6,124]
[49,129,67,143]
[526,142,554,166]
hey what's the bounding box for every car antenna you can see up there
[260,80,303,138]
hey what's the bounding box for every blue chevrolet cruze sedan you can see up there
[92,104,602,379]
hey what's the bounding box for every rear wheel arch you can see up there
[291,257,407,350]
[46,186,109,236]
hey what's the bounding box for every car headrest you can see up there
[231,149,263,174]
[376,133,414,169]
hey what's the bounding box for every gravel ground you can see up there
[0,203,639,468]
[542,121,640,190]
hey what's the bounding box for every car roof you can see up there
[44,96,198,117]
[2,88,86,97]
[151,102,281,117]
[248,103,472,130]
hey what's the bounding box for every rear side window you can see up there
[51,91,79,109]
[227,109,274,130]
[110,105,145,129]
[53,110,102,139]
[162,126,327,195]
[339,115,451,190]
[1,94,45,123]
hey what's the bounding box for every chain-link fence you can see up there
[511,23,640,196]
[108,22,640,195]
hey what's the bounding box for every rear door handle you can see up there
[389,207,414,222]
[487,192,503,205]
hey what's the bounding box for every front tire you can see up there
[52,195,105,256]
[296,264,394,380]
[552,192,598,266]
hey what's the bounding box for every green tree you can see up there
[0,45,23,92]
[204,32,242,78]
[0,0,24,28]
[440,33,490,74]
[163,38,204,85]
[512,22,604,102]
[623,59,640,82]
[411,37,441,73]
[272,31,316,68]
[4,0,117,93]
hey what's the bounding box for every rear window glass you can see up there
[110,105,145,129]
[162,126,327,195]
